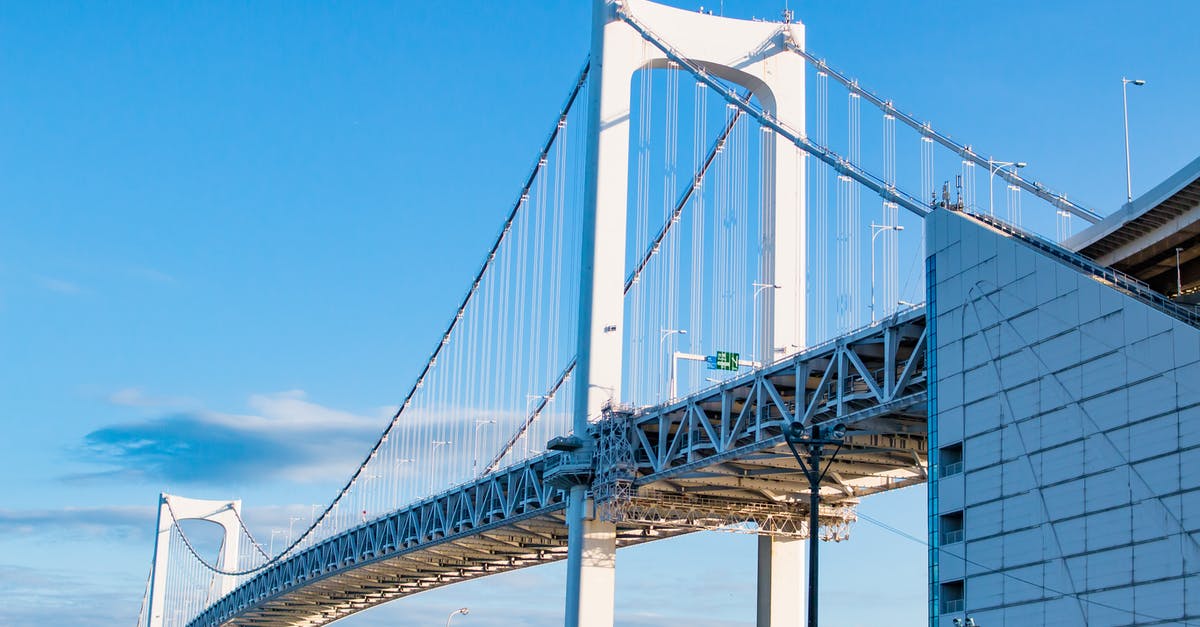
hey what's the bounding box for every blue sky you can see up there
[1,1,1197,626]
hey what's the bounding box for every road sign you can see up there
[715,351,739,371]
[705,355,718,370]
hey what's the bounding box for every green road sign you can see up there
[715,351,739,371]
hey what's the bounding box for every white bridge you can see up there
[137,2,1110,626]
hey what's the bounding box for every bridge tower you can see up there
[569,1,808,626]
[146,494,243,627]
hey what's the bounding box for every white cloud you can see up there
[0,506,154,541]
[79,390,386,486]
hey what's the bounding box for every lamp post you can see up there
[359,473,381,522]
[1122,77,1146,203]
[393,457,414,505]
[869,223,904,321]
[783,420,846,627]
[987,159,1026,216]
[524,395,549,456]
[472,419,495,477]
[751,283,781,365]
[445,607,469,626]
[659,329,687,400]
[287,516,301,545]
[1177,247,1184,296]
[429,440,452,493]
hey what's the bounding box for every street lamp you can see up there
[869,223,904,321]
[445,607,470,626]
[987,159,1026,216]
[1122,77,1146,203]
[287,515,301,545]
[524,395,549,455]
[1176,247,1184,296]
[429,440,452,493]
[660,329,687,400]
[783,420,847,627]
[751,283,781,365]
[360,473,382,522]
[472,419,495,476]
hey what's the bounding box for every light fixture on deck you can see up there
[445,607,469,626]
[1122,77,1147,203]
[660,329,688,400]
[783,420,847,627]
[987,160,1026,217]
[869,223,904,321]
[751,284,782,365]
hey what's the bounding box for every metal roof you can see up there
[1066,154,1200,296]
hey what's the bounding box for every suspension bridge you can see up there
[136,2,1108,625]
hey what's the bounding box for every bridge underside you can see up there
[224,506,692,627]
[199,310,928,627]
[600,308,929,532]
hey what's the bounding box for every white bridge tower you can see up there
[569,1,809,626]
[146,494,243,627]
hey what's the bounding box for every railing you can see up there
[960,209,1200,328]
[940,461,963,477]
[942,529,964,544]
[942,598,965,614]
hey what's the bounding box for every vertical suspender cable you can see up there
[689,80,707,390]
[883,112,898,319]
[848,92,861,329]
[814,71,829,341]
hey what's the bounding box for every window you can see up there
[940,511,964,544]
[941,580,965,614]
[940,443,964,477]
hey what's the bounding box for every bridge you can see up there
[136,2,1108,626]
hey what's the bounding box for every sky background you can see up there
[2,1,1198,626]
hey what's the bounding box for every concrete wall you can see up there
[927,208,1200,626]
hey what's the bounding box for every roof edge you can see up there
[1065,153,1200,253]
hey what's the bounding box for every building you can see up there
[927,157,1200,625]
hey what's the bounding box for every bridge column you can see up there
[756,535,807,627]
[147,494,243,627]
[570,1,809,623]
[571,1,808,437]
[565,494,617,627]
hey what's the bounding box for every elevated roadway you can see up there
[193,308,928,627]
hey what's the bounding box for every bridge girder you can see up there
[191,310,927,627]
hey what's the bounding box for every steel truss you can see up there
[191,455,693,627]
[193,309,928,627]
[595,307,929,536]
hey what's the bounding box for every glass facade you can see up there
[925,254,939,627]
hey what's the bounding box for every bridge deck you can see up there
[195,309,928,627]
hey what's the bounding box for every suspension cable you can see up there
[615,7,930,220]
[624,92,748,293]
[284,57,590,558]
[782,41,1101,223]
[160,499,239,576]
[163,59,592,578]
[487,87,753,468]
